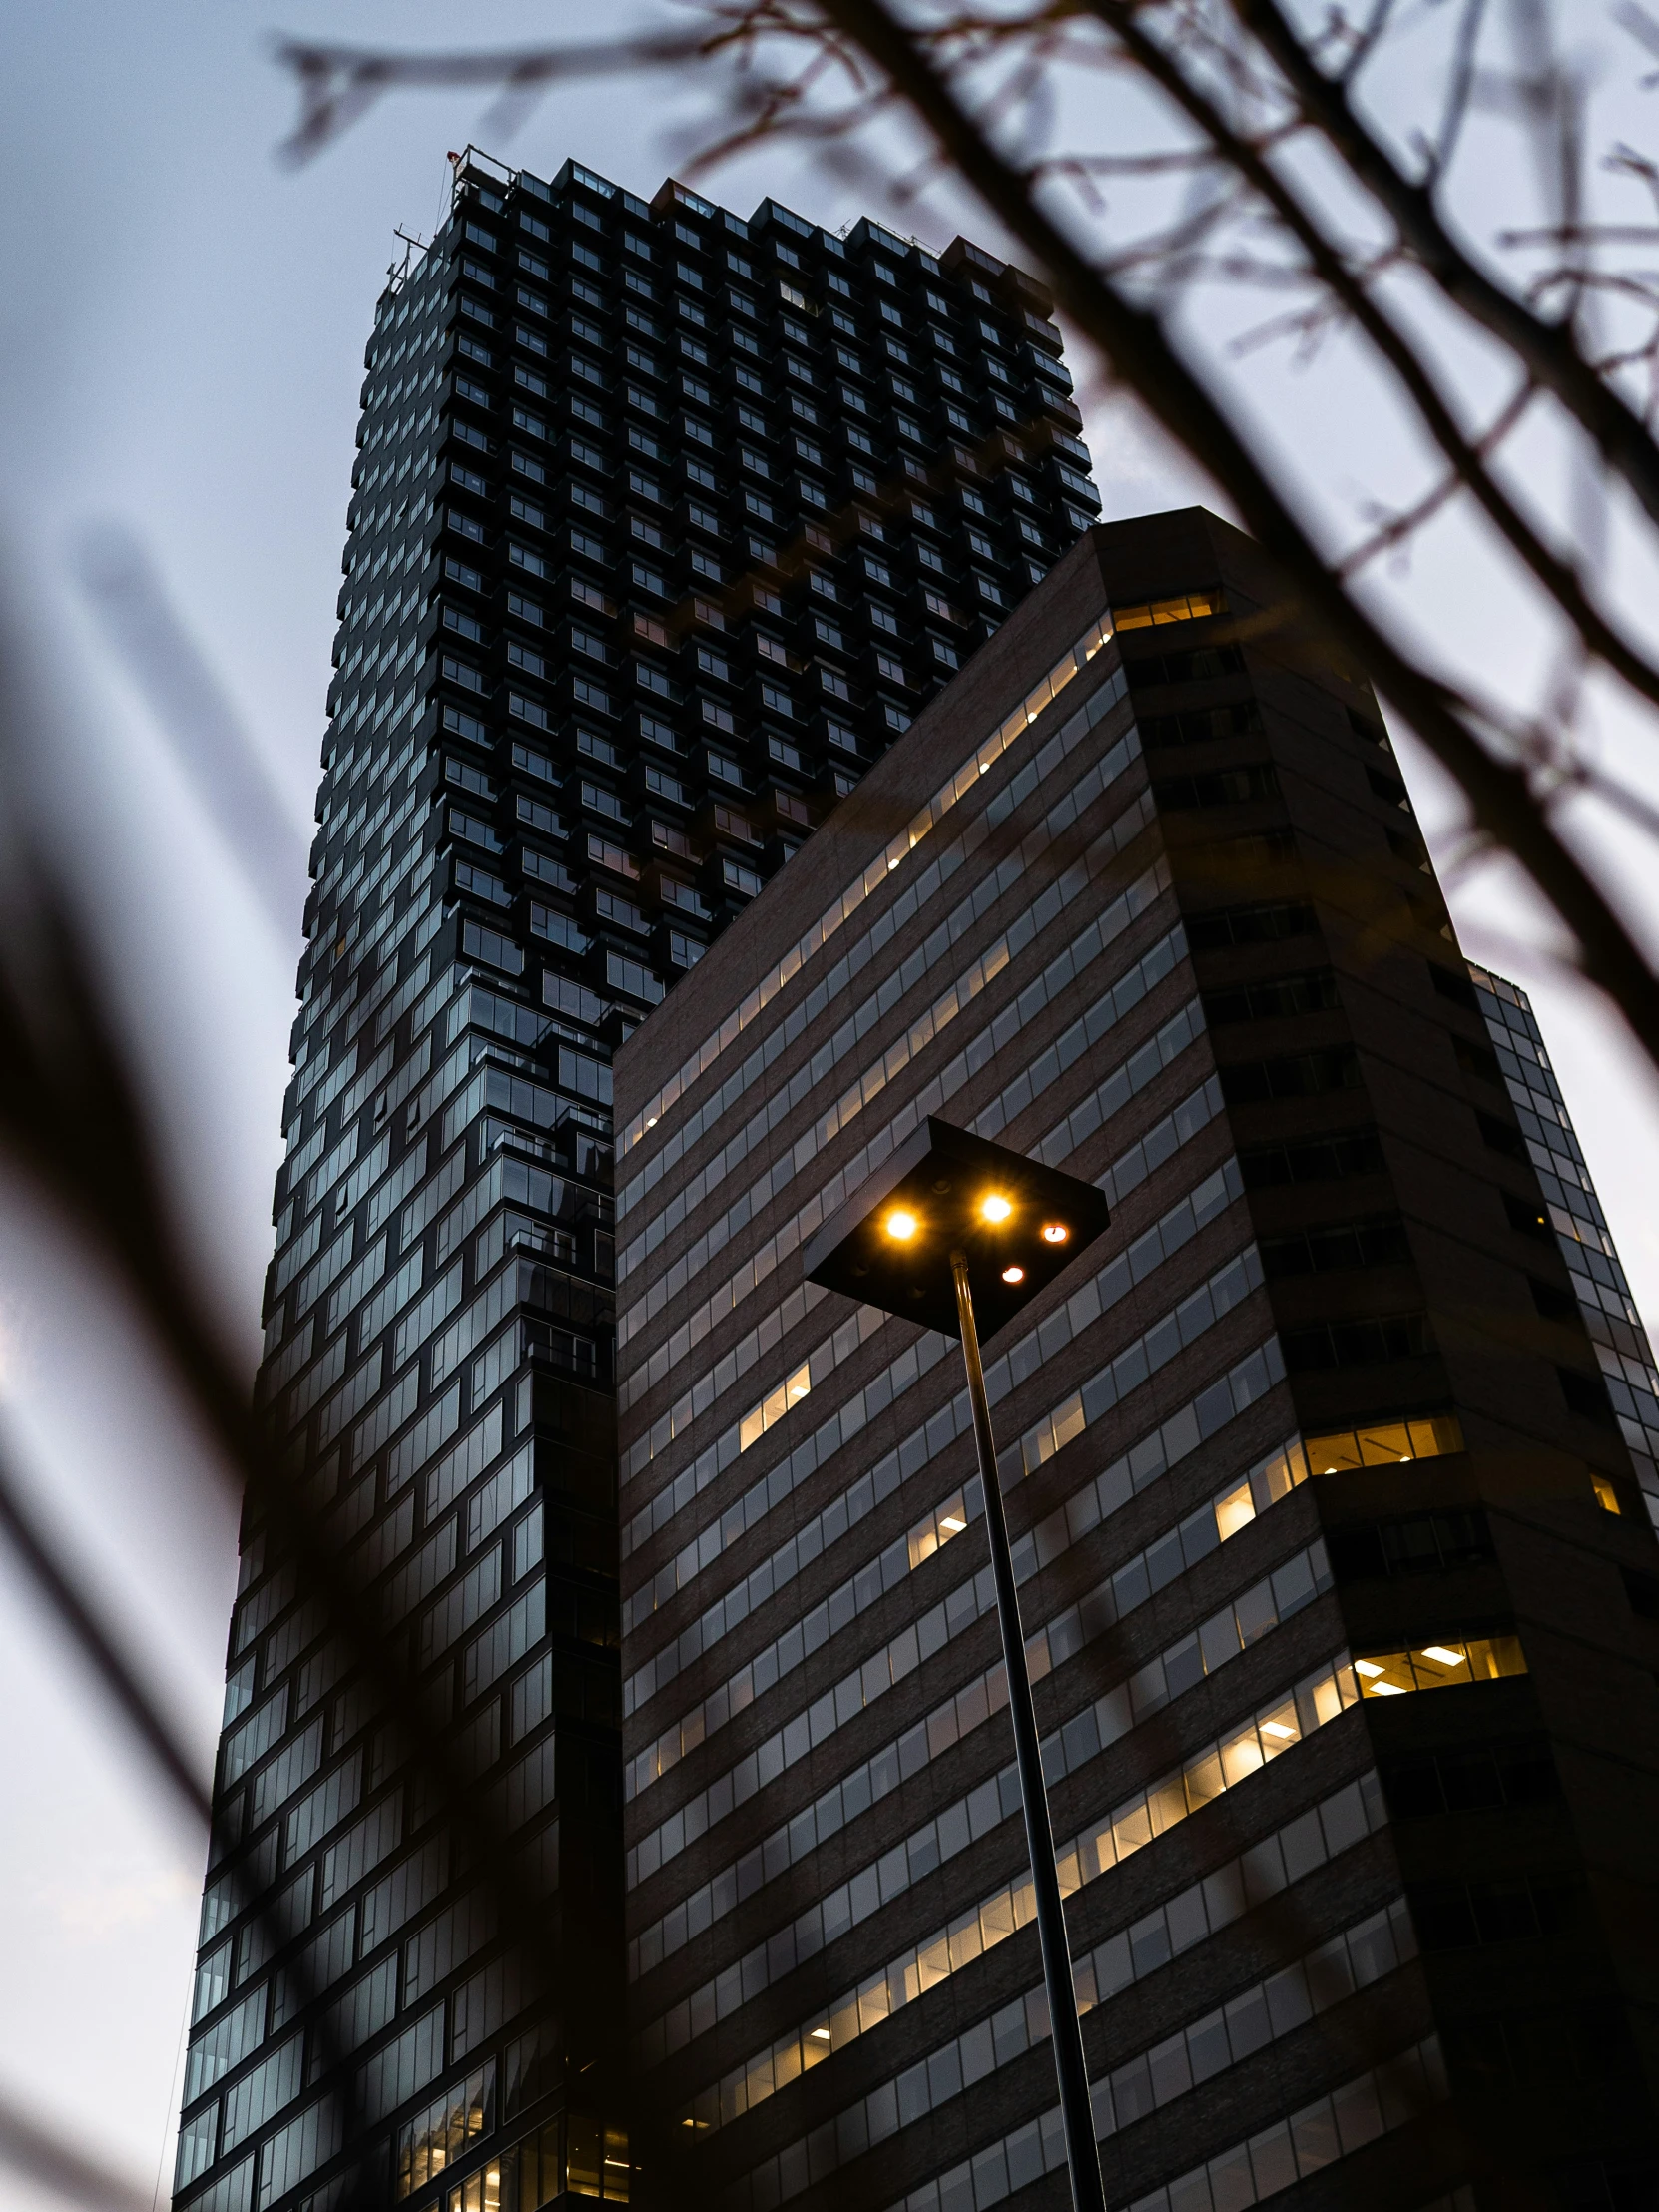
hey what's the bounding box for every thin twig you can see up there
[1236,0,1659,535]
[798,0,1659,1062]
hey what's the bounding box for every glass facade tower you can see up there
[174,150,1099,2212]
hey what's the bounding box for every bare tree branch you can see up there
[1235,0,1659,533]
[791,0,1659,1057]
[272,27,717,165]
[1078,1,1659,721]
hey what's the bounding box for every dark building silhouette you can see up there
[613,509,1659,2212]
[173,149,1097,2212]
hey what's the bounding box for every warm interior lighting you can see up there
[1041,1222,1069,1244]
[1356,1634,1525,1698]
[1262,1721,1297,1739]
[981,1193,1013,1223]
[940,1515,966,1533]
[884,1209,918,1241]
[1305,1413,1465,1474]
[1001,1265,1025,1285]
[811,2026,832,2040]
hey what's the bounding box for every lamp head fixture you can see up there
[804,1118,1109,1344]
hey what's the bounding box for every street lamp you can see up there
[804,1117,1111,2212]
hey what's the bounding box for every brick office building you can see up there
[613,509,1659,2211]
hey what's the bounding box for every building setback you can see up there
[173,151,1099,2212]
[1467,963,1659,1508]
[613,509,1659,2212]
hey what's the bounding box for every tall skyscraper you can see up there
[614,510,1659,2211]
[174,151,1098,2212]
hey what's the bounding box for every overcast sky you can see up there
[3,6,1658,2207]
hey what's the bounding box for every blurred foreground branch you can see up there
[0,624,566,2205]
[0,1431,212,1826]
[0,2085,154,2212]
[76,526,309,934]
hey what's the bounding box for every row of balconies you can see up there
[436,454,1063,605]
[443,213,1052,377]
[444,386,1091,539]
[413,586,940,736]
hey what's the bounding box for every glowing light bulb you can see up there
[1001,1265,1025,1285]
[885,1209,918,1242]
[980,1193,1013,1224]
[1421,1645,1465,1668]
[1041,1222,1069,1245]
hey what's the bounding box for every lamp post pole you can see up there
[950,1250,1106,2212]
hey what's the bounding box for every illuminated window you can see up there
[1112,588,1226,629]
[1591,1471,1622,1515]
[1304,1413,1464,1474]
[395,2067,493,2198]
[738,1362,811,1451]
[444,2161,502,2212]
[906,1488,970,1570]
[1212,1436,1309,1540]
[1354,1634,1525,1698]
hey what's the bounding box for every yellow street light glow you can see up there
[1420,1645,1466,1668]
[1041,1222,1069,1244]
[884,1209,918,1242]
[980,1193,1013,1224]
[1001,1265,1025,1285]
